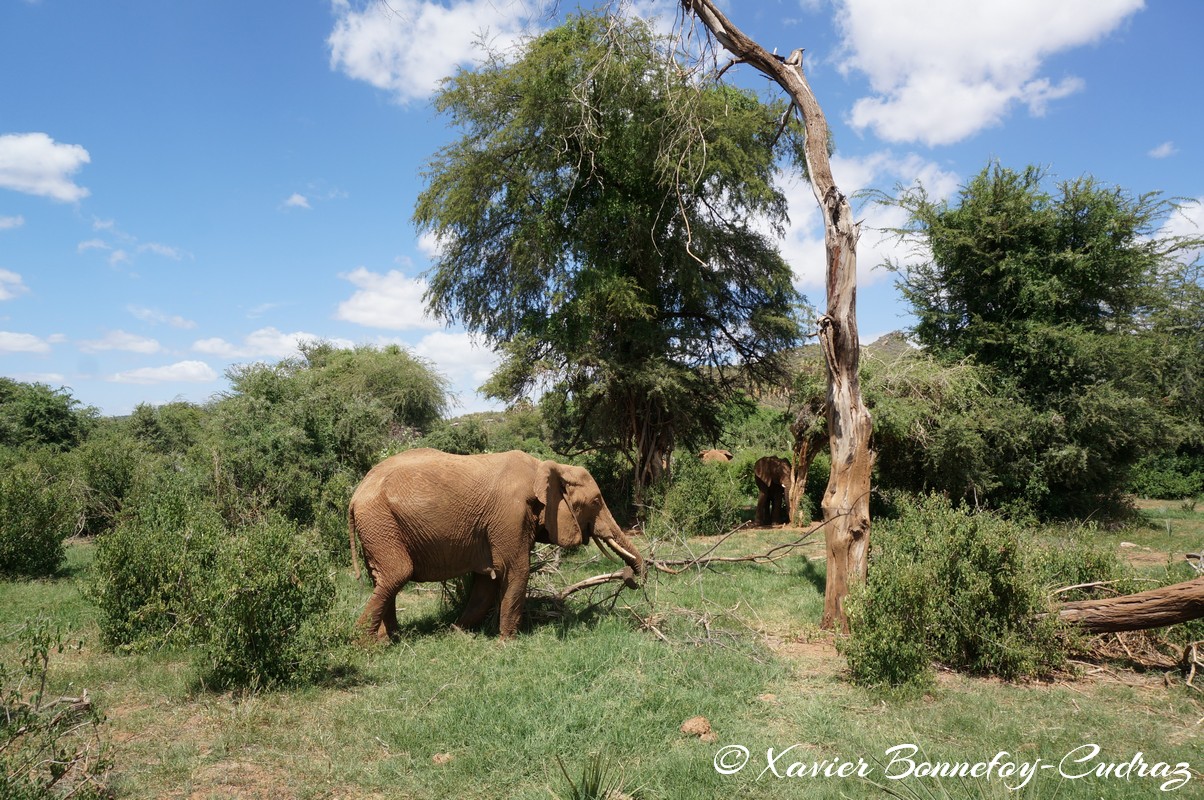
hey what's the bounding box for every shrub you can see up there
[648,458,745,538]
[1,617,110,799]
[1128,453,1204,499]
[417,418,490,455]
[842,494,1065,688]
[0,456,76,579]
[91,467,224,651]
[197,517,338,689]
[67,423,159,537]
[0,378,96,452]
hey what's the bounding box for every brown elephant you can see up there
[347,448,644,640]
[753,455,792,525]
[699,448,734,463]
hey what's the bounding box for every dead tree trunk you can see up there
[682,0,874,630]
[1051,577,1204,634]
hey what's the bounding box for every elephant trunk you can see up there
[594,508,644,583]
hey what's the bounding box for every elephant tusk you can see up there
[601,536,639,566]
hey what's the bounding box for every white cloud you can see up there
[836,0,1144,146]
[0,331,52,353]
[77,238,109,253]
[412,330,502,411]
[416,230,443,259]
[775,151,958,291]
[327,0,547,104]
[137,242,186,260]
[110,360,219,385]
[1156,198,1203,267]
[335,266,442,330]
[192,326,354,359]
[108,249,130,267]
[284,192,311,209]
[127,305,197,329]
[414,330,499,384]
[0,269,28,301]
[0,132,91,202]
[1148,141,1178,159]
[78,330,163,354]
[0,215,24,230]
[10,371,66,385]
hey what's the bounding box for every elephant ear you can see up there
[533,460,585,547]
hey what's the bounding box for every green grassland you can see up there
[3,512,1202,800]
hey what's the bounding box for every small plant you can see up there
[0,617,111,799]
[554,752,637,800]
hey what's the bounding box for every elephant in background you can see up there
[699,448,734,463]
[348,448,644,640]
[754,455,792,525]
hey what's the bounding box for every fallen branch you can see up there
[1048,578,1162,598]
[547,520,824,600]
[1045,576,1204,634]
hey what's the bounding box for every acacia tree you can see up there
[881,164,1203,516]
[415,13,804,507]
[679,0,873,630]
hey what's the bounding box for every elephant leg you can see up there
[379,593,401,639]
[497,560,532,639]
[755,488,770,526]
[770,488,784,524]
[357,554,413,642]
[455,572,501,630]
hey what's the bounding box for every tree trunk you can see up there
[788,395,825,525]
[629,395,673,514]
[681,0,874,630]
[1051,577,1204,634]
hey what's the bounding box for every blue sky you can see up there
[1,0,1200,417]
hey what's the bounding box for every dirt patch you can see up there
[183,760,291,800]
[765,634,845,679]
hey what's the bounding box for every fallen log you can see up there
[1048,576,1204,634]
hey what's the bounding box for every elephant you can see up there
[753,455,792,525]
[347,448,645,640]
[698,448,734,463]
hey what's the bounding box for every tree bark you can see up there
[1051,577,1204,634]
[681,0,874,630]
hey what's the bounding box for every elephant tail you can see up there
[348,505,361,581]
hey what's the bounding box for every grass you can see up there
[2,513,1202,799]
[1075,499,1204,578]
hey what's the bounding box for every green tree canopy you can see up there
[879,163,1203,517]
[0,378,96,452]
[415,12,806,502]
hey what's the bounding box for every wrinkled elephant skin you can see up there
[348,448,644,640]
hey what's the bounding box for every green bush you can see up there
[842,495,1065,688]
[416,418,490,455]
[91,468,224,651]
[67,423,159,537]
[0,456,76,578]
[197,517,338,689]
[1128,453,1204,499]
[648,458,745,538]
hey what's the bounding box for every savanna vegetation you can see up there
[3,10,1203,800]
